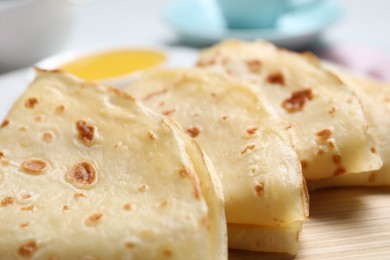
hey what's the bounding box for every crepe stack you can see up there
[196,40,382,181]
[308,70,390,190]
[0,69,227,259]
[126,68,309,255]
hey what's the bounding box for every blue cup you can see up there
[217,0,323,29]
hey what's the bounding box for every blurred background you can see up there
[1,0,390,81]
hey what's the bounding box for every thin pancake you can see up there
[0,69,227,259]
[308,70,390,190]
[126,68,308,254]
[197,40,382,180]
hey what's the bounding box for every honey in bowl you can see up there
[59,49,166,81]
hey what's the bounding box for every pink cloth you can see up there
[320,44,390,82]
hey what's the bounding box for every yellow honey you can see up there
[60,49,166,81]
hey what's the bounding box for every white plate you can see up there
[165,0,342,49]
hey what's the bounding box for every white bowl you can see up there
[0,0,79,73]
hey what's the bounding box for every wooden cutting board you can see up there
[229,187,390,259]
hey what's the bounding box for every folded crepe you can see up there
[196,40,382,180]
[126,68,309,255]
[0,69,227,259]
[308,70,390,190]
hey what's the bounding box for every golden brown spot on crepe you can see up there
[21,205,34,211]
[255,183,264,197]
[25,98,38,109]
[1,158,10,166]
[282,89,313,113]
[371,147,377,154]
[208,56,218,65]
[0,151,4,158]
[114,142,122,149]
[125,242,135,249]
[328,106,336,115]
[138,184,149,193]
[196,60,205,67]
[107,86,124,96]
[246,59,262,73]
[147,130,157,140]
[143,88,168,101]
[316,129,332,140]
[123,203,133,211]
[21,159,49,174]
[160,200,169,208]
[186,127,200,138]
[0,119,9,128]
[332,154,342,165]
[221,57,229,65]
[240,144,256,155]
[221,115,229,121]
[34,115,43,122]
[194,184,202,200]
[140,230,153,238]
[334,167,346,176]
[74,192,86,199]
[300,160,308,169]
[162,109,176,116]
[328,140,336,149]
[246,128,257,135]
[86,213,103,225]
[19,223,29,228]
[225,67,234,76]
[66,162,97,189]
[192,113,200,118]
[249,78,259,84]
[21,193,32,200]
[1,196,14,207]
[63,205,70,211]
[19,126,27,132]
[56,105,65,113]
[196,59,215,67]
[179,167,191,178]
[249,167,257,175]
[42,131,54,143]
[211,92,217,98]
[163,250,173,257]
[18,240,38,258]
[368,173,377,182]
[266,72,285,85]
[76,120,95,146]
[201,216,210,229]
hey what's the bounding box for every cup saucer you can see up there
[165,0,342,49]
